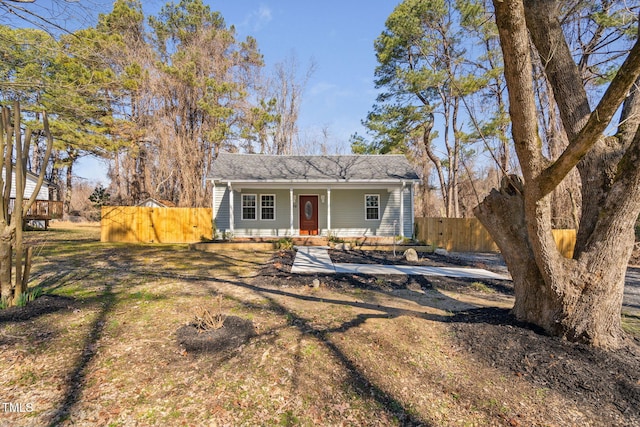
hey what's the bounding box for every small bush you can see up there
[192,296,226,331]
[470,282,494,293]
[275,237,294,250]
[327,231,344,244]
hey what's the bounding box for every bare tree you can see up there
[0,102,53,306]
[269,55,315,155]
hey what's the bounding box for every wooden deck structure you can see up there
[9,199,64,228]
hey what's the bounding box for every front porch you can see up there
[214,186,414,239]
[231,235,407,246]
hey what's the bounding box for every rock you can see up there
[404,248,419,262]
[335,242,351,251]
[435,248,449,256]
[312,279,321,288]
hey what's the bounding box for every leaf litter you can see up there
[0,225,637,426]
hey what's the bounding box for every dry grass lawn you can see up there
[0,223,637,426]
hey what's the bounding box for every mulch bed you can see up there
[449,308,640,424]
[329,249,471,267]
[252,249,640,426]
[0,295,76,322]
[176,316,255,354]
[254,249,514,295]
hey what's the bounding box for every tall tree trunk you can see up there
[475,174,634,346]
[0,236,12,304]
[475,0,640,349]
[64,160,73,217]
[423,126,448,216]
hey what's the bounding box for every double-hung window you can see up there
[242,194,256,220]
[365,194,380,220]
[260,194,275,220]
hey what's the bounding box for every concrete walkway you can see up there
[291,246,509,280]
[291,246,335,274]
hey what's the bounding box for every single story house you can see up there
[208,153,420,238]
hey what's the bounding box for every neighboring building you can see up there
[137,198,177,208]
[3,167,53,200]
[3,167,62,228]
[208,153,420,238]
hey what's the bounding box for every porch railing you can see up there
[8,199,64,220]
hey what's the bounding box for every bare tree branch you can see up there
[536,37,640,197]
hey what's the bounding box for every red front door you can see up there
[299,195,319,236]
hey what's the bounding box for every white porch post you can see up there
[327,187,331,233]
[212,183,217,237]
[228,182,234,234]
[289,187,294,236]
[410,183,415,239]
[399,182,405,238]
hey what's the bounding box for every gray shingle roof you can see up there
[209,153,420,183]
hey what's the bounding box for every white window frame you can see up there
[365,194,380,221]
[241,194,257,220]
[260,194,276,221]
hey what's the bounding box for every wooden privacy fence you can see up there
[101,207,213,243]
[415,217,576,257]
[553,228,576,259]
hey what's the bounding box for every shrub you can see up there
[275,237,294,250]
[192,296,225,331]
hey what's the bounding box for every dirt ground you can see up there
[0,225,639,426]
[254,249,640,426]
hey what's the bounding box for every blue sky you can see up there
[212,1,401,151]
[3,0,402,183]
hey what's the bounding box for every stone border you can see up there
[189,242,277,252]
[190,242,434,253]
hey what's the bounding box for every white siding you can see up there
[2,168,50,200]
[233,189,292,237]
[214,185,231,232]
[330,189,399,237]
